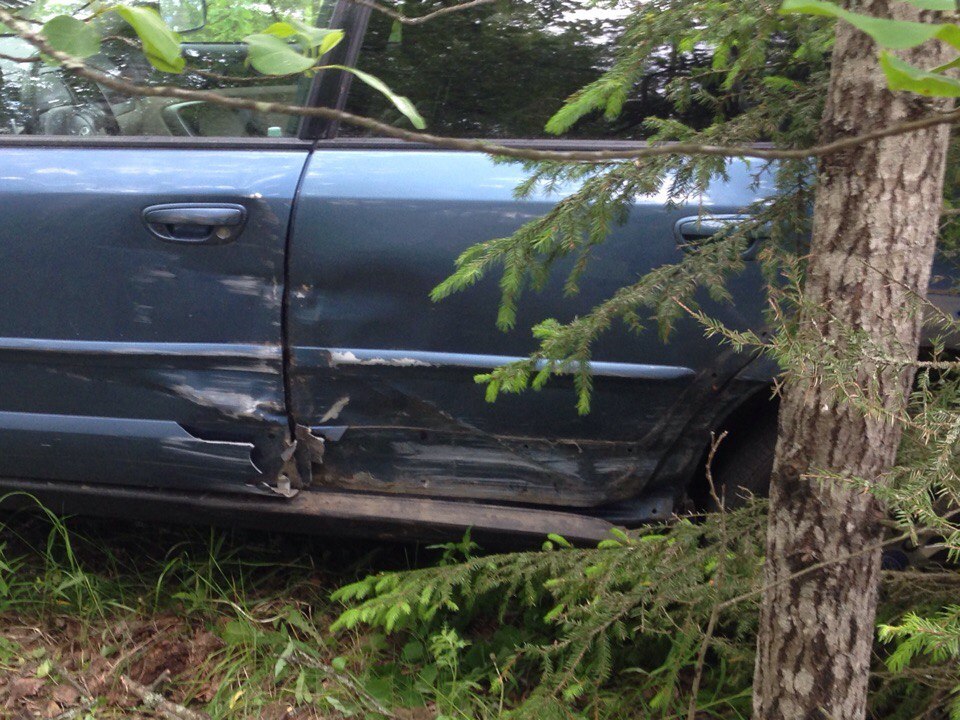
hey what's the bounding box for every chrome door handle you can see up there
[142,203,247,244]
[673,213,768,260]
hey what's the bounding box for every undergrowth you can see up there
[1,497,958,719]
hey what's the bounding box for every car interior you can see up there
[0,9,314,138]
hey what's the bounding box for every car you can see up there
[1,0,956,544]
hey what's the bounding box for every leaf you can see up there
[932,54,960,73]
[316,28,344,55]
[325,64,425,128]
[244,33,316,74]
[290,19,343,52]
[115,5,184,73]
[780,0,960,51]
[261,21,299,38]
[901,0,956,9]
[388,19,402,44]
[41,15,100,58]
[881,52,960,96]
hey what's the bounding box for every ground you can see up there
[1,500,956,720]
[0,505,446,720]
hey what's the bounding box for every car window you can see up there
[339,0,633,140]
[0,0,333,138]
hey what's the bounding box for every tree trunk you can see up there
[752,3,953,719]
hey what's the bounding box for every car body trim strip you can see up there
[293,346,695,380]
[0,338,283,360]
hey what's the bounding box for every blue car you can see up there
[1,0,953,542]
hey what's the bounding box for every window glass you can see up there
[340,0,632,139]
[0,0,331,138]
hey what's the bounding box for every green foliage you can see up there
[879,607,960,719]
[781,0,960,51]
[244,31,328,73]
[333,512,767,716]
[41,14,99,57]
[782,0,960,98]
[115,5,185,72]
[244,18,342,74]
[328,63,426,128]
[433,0,824,412]
[16,0,424,128]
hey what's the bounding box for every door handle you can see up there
[142,203,247,245]
[674,213,768,260]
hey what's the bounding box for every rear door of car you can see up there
[286,0,771,512]
[0,0,332,495]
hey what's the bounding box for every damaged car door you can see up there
[0,3,320,495]
[285,0,773,519]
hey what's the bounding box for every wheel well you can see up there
[685,386,779,509]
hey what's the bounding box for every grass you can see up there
[0,496,478,720]
[1,496,958,720]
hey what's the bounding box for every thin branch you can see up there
[2,7,960,164]
[353,0,496,25]
[291,650,399,719]
[717,529,914,612]
[121,675,210,720]
[686,432,728,720]
[0,51,37,63]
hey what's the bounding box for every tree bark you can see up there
[752,3,953,719]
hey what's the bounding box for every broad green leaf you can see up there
[287,18,343,52]
[315,28,343,55]
[881,52,960,96]
[388,19,402,44]
[244,33,316,74]
[42,15,100,58]
[261,21,299,38]
[780,0,960,51]
[325,64,425,128]
[115,5,184,73]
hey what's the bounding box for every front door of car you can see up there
[0,0,334,494]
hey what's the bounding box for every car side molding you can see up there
[0,479,619,546]
[295,347,696,381]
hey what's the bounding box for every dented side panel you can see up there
[0,147,307,492]
[287,151,773,508]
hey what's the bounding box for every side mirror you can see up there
[159,0,206,33]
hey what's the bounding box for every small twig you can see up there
[108,627,168,677]
[354,0,496,25]
[51,699,98,720]
[121,675,210,720]
[716,529,914,612]
[704,431,729,513]
[50,657,93,704]
[148,669,172,690]
[686,432,727,720]
[291,650,399,719]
